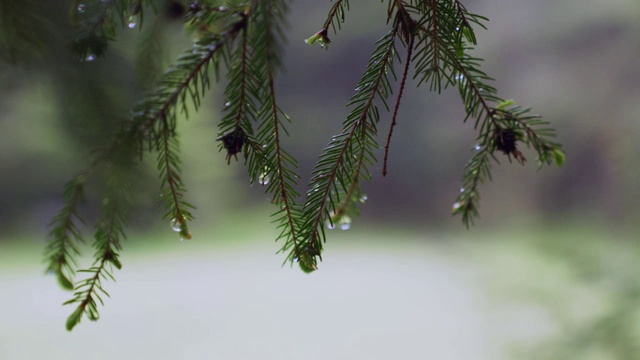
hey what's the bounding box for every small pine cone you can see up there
[217,130,245,164]
[495,129,517,154]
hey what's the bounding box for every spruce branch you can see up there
[383,26,416,176]
[45,174,87,291]
[250,1,303,264]
[64,153,132,331]
[324,0,350,34]
[70,0,147,60]
[43,0,566,330]
[299,21,400,271]
[158,114,193,240]
[410,2,563,226]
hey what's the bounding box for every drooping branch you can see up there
[298,23,400,271]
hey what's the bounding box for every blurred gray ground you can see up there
[0,238,556,360]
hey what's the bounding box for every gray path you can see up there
[0,241,553,360]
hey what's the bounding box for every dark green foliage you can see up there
[32,0,563,330]
[0,0,52,62]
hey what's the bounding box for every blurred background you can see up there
[1,0,639,359]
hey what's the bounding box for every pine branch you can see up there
[64,154,131,331]
[324,0,350,34]
[299,22,400,271]
[158,115,193,240]
[383,28,416,176]
[55,7,251,331]
[411,2,563,226]
[45,174,87,291]
[70,0,146,60]
[250,1,303,262]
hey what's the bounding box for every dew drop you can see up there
[474,144,482,151]
[127,15,137,29]
[452,202,463,211]
[259,172,270,186]
[77,3,86,12]
[339,215,352,231]
[359,195,368,203]
[84,54,96,62]
[326,221,336,230]
[224,101,231,107]
[170,218,182,232]
[459,187,465,193]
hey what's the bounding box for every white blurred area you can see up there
[0,236,558,360]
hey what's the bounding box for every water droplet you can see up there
[224,101,231,107]
[359,195,368,203]
[127,15,137,29]
[452,202,463,211]
[326,222,336,230]
[474,144,481,151]
[170,218,182,232]
[459,187,465,193]
[259,172,270,186]
[84,54,96,62]
[77,3,86,12]
[339,215,352,231]
[455,26,460,31]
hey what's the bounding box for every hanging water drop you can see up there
[459,187,465,193]
[259,171,270,186]
[127,15,138,29]
[224,101,231,107]
[170,218,182,232]
[77,3,86,12]
[339,215,352,231]
[474,144,481,151]
[326,221,336,230]
[359,195,368,203]
[452,202,463,211]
